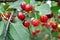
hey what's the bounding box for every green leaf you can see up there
[9,20,29,40]
[9,0,24,11]
[6,33,14,40]
[0,21,4,36]
[30,0,35,6]
[52,30,58,37]
[0,36,3,40]
[51,6,59,16]
[24,0,30,4]
[52,37,58,40]
[0,6,6,14]
[35,3,51,15]
[51,1,57,7]
[3,3,10,10]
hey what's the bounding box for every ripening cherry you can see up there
[32,30,36,35]
[5,12,10,18]
[51,23,57,29]
[10,17,14,22]
[51,28,55,32]
[58,24,60,29]
[46,11,53,18]
[49,21,55,25]
[47,22,51,27]
[32,18,39,26]
[20,2,26,10]
[25,4,33,12]
[35,29,40,33]
[17,12,25,20]
[58,14,60,18]
[40,15,48,22]
[23,20,30,27]
[56,2,58,5]
[58,29,60,32]
[57,34,60,39]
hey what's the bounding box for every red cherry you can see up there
[46,12,53,18]
[6,12,10,18]
[40,15,48,22]
[57,34,60,39]
[51,28,55,32]
[32,30,36,35]
[58,14,60,18]
[32,19,39,26]
[41,22,46,26]
[23,20,30,27]
[25,4,33,12]
[20,2,26,10]
[10,17,14,22]
[35,29,40,33]
[51,23,57,29]
[17,12,25,20]
[58,29,60,32]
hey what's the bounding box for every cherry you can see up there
[58,24,60,29]
[51,28,55,32]
[58,14,60,18]
[20,2,26,10]
[25,4,33,12]
[51,23,57,29]
[56,2,58,5]
[32,18,39,26]
[47,22,51,27]
[49,21,55,25]
[58,29,60,32]
[10,17,14,22]
[41,22,46,26]
[5,12,10,18]
[17,12,25,20]
[23,20,30,27]
[40,15,48,22]
[35,29,40,33]
[32,30,36,35]
[57,34,60,39]
[46,12,53,18]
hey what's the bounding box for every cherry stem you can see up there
[46,22,53,40]
[0,11,8,20]
[3,10,14,40]
[34,13,37,19]
[48,27,52,40]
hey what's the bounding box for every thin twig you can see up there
[48,27,52,40]
[46,23,53,40]
[3,10,14,40]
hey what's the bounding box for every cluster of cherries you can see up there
[17,2,60,39]
[17,2,40,35]
[1,2,60,39]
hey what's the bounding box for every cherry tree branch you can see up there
[3,10,14,40]
[46,25,53,40]
[48,27,52,40]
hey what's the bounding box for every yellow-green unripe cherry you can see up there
[58,24,60,29]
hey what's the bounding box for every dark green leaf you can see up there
[51,6,59,16]
[24,0,30,4]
